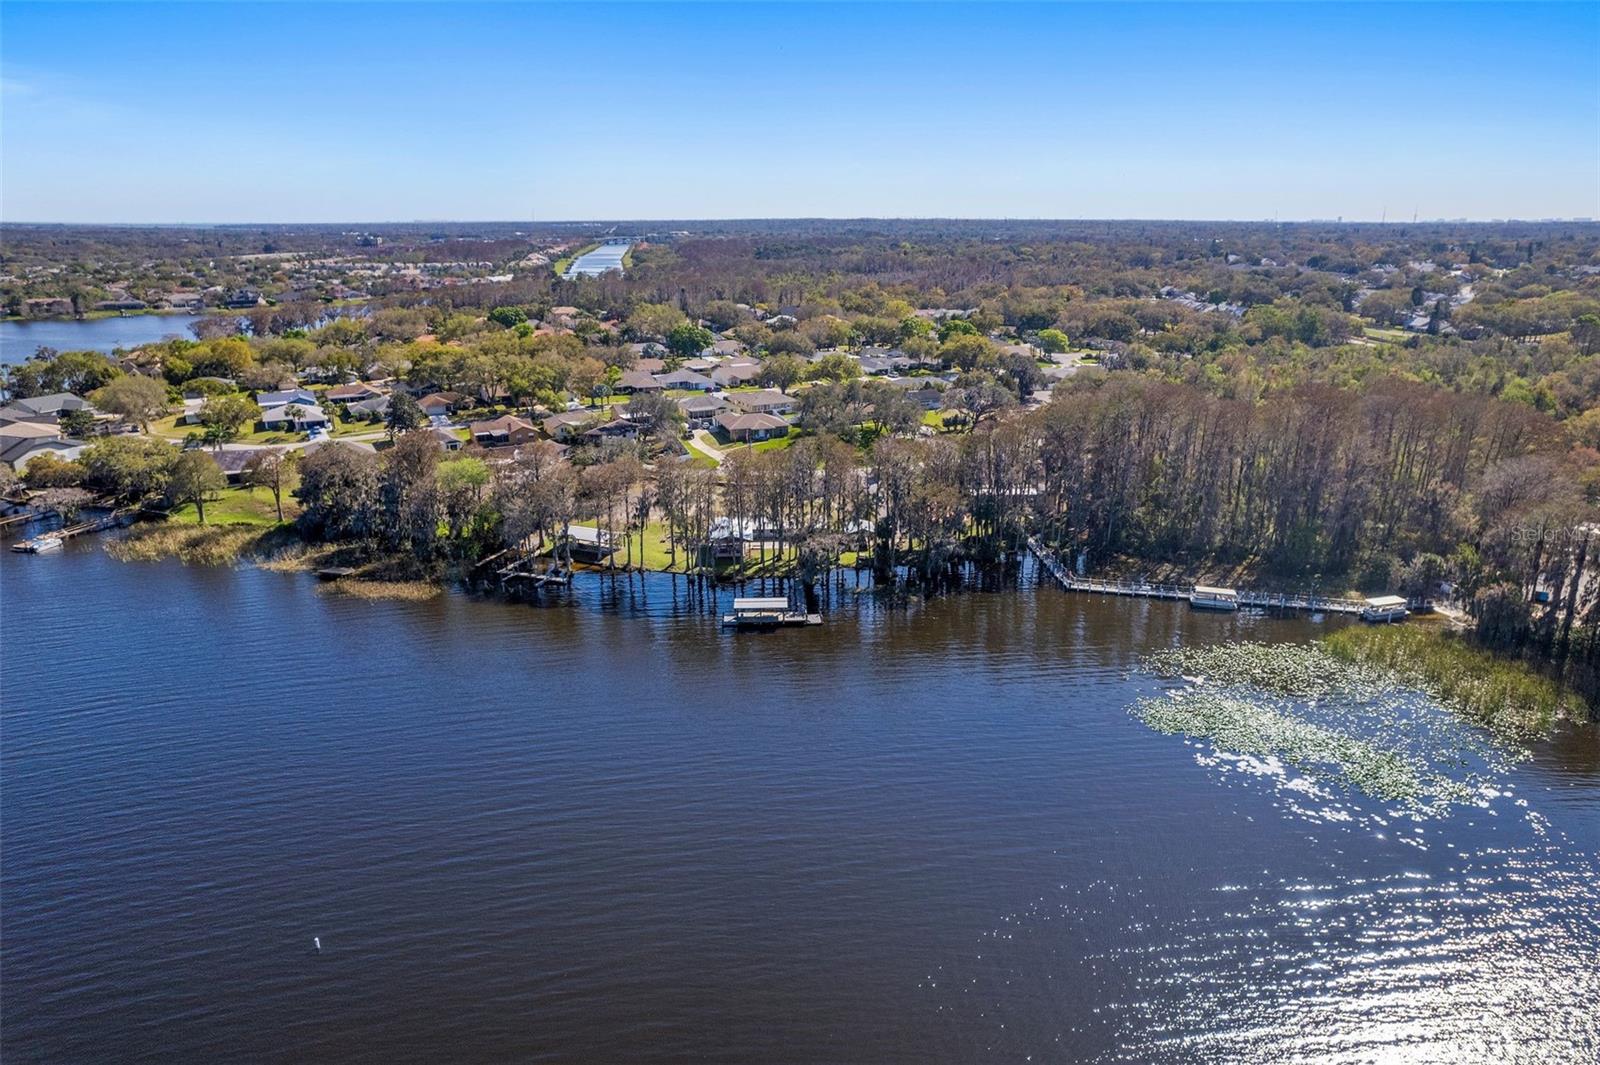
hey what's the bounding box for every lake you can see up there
[564,240,632,279]
[2,539,1597,1063]
[0,314,203,363]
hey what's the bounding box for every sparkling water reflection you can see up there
[2,544,1596,1063]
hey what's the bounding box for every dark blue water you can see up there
[3,541,1597,1063]
[0,315,202,362]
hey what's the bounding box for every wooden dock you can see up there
[10,510,132,553]
[496,553,571,588]
[1026,536,1368,616]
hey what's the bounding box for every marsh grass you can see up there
[106,523,293,566]
[1323,626,1581,740]
[320,579,441,601]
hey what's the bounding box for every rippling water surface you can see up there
[3,543,1596,1063]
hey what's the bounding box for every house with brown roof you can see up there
[615,370,664,394]
[417,391,471,417]
[727,389,793,415]
[711,361,762,388]
[469,414,539,448]
[714,411,790,443]
[324,382,386,405]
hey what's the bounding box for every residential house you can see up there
[654,368,714,392]
[678,394,729,428]
[615,370,664,394]
[346,394,391,420]
[324,382,386,405]
[212,448,269,485]
[542,410,601,442]
[255,388,318,410]
[431,427,465,452]
[3,393,92,423]
[581,417,641,443]
[714,411,789,443]
[417,391,470,418]
[711,361,762,388]
[633,357,667,374]
[260,403,330,431]
[9,437,86,473]
[0,421,64,468]
[727,389,793,415]
[469,415,539,448]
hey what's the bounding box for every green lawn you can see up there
[169,485,298,526]
[750,427,803,452]
[1364,326,1409,342]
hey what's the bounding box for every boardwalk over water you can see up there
[1026,536,1369,616]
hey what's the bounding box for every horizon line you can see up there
[4,215,1597,228]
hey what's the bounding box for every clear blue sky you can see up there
[3,2,1596,223]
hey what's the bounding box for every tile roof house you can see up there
[0,421,65,467]
[9,393,93,420]
[654,369,715,392]
[711,361,763,388]
[417,391,471,417]
[346,394,391,419]
[260,403,330,430]
[727,389,793,415]
[714,411,790,443]
[469,415,539,447]
[9,437,87,473]
[616,370,664,394]
[324,382,386,404]
[677,393,729,427]
[255,388,318,409]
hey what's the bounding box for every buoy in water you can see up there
[313,936,321,952]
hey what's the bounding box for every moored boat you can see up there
[1189,584,1239,611]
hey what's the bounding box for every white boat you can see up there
[1189,584,1239,611]
[1360,595,1409,623]
[12,535,64,554]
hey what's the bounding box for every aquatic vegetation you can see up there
[1145,641,1382,699]
[1134,639,1511,813]
[1135,690,1449,804]
[1324,626,1583,740]
[107,523,269,566]
[320,579,441,602]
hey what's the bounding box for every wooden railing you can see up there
[1025,536,1368,615]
